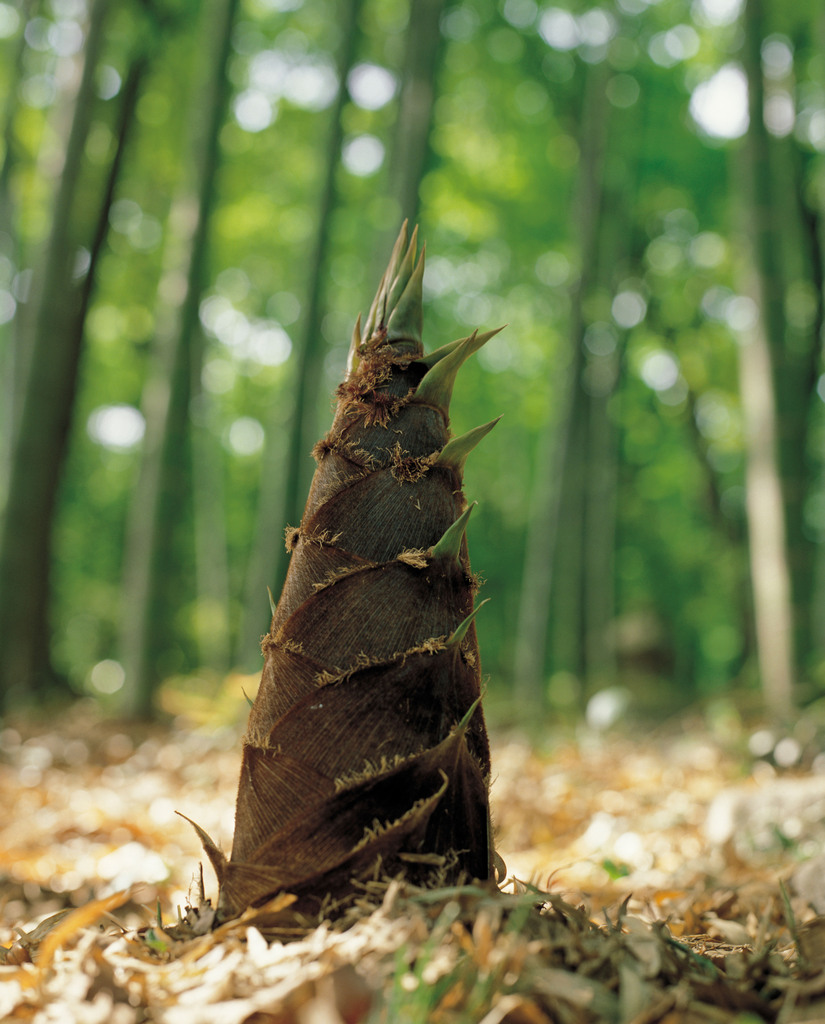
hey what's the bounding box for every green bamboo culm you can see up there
[188,224,503,926]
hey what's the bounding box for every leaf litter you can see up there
[2,698,825,1022]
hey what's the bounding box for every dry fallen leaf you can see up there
[2,705,825,1021]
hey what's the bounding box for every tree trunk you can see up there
[118,0,239,716]
[737,275,795,720]
[513,62,609,705]
[0,0,109,707]
[0,0,34,500]
[551,381,588,683]
[368,0,449,278]
[387,0,447,222]
[786,8,825,682]
[512,399,570,706]
[191,378,232,675]
[805,6,825,667]
[237,0,363,668]
[740,0,804,715]
[583,367,619,691]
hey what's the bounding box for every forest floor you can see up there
[2,688,825,1022]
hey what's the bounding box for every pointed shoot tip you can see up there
[175,811,227,879]
[448,598,491,648]
[436,417,503,474]
[414,327,503,415]
[386,242,425,350]
[346,313,363,376]
[430,502,476,565]
[455,695,483,734]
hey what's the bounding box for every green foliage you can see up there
[2,0,824,715]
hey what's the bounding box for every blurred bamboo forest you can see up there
[1,0,824,723]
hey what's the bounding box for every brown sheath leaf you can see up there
[186,225,502,926]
